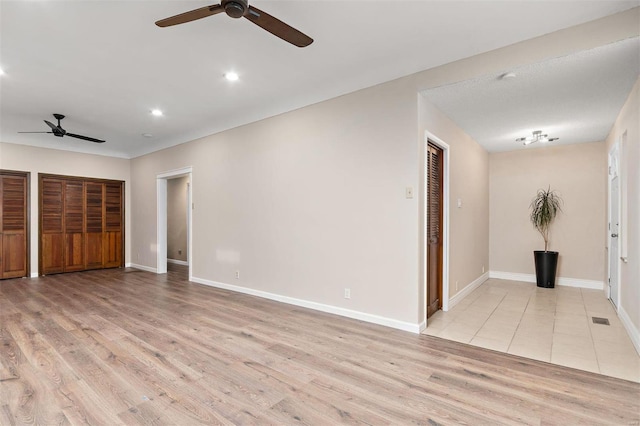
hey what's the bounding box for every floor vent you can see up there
[592,317,610,326]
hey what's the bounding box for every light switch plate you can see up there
[406,187,414,199]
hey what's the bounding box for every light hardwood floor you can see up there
[1,266,639,425]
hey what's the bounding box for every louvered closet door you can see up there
[40,175,124,275]
[41,178,65,274]
[64,180,85,271]
[104,182,123,268]
[426,142,443,319]
[85,182,104,269]
[1,174,28,279]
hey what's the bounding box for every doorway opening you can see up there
[423,132,450,326]
[157,167,193,280]
[167,177,190,264]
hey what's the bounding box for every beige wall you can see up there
[419,98,490,302]
[606,76,640,342]
[167,176,188,262]
[0,142,131,276]
[489,142,607,282]
[130,9,638,329]
[132,82,422,326]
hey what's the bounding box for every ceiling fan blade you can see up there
[244,6,313,47]
[66,133,106,143]
[44,120,59,131]
[156,4,224,27]
[18,131,53,134]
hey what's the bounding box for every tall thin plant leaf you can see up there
[530,186,563,251]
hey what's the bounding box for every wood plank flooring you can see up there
[1,266,639,425]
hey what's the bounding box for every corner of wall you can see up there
[447,272,490,310]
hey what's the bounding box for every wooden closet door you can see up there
[1,174,28,279]
[104,182,123,268]
[64,180,85,271]
[40,175,124,275]
[426,142,443,319]
[85,182,104,269]
[41,178,65,274]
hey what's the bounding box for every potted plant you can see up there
[530,186,563,288]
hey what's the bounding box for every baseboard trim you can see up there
[448,272,489,310]
[127,263,158,273]
[168,259,189,266]
[556,277,604,290]
[489,271,603,290]
[190,276,421,334]
[618,305,640,356]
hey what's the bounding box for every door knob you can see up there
[611,233,618,238]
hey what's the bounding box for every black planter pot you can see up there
[534,251,558,288]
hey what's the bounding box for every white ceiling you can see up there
[1,1,639,159]
[422,37,640,152]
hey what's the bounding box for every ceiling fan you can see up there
[19,114,105,143]
[155,0,313,48]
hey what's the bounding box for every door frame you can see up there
[607,143,621,309]
[423,132,450,326]
[157,166,193,279]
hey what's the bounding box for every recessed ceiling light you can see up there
[500,72,516,80]
[224,72,239,82]
[142,133,153,138]
[151,109,163,117]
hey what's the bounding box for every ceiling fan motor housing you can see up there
[222,0,248,18]
[53,113,66,136]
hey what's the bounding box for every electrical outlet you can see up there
[482,265,485,273]
[344,288,351,299]
[235,270,240,279]
[455,280,459,292]
[178,249,182,255]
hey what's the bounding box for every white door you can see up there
[609,175,620,309]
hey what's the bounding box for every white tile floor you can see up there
[424,279,640,382]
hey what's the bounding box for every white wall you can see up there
[0,142,131,276]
